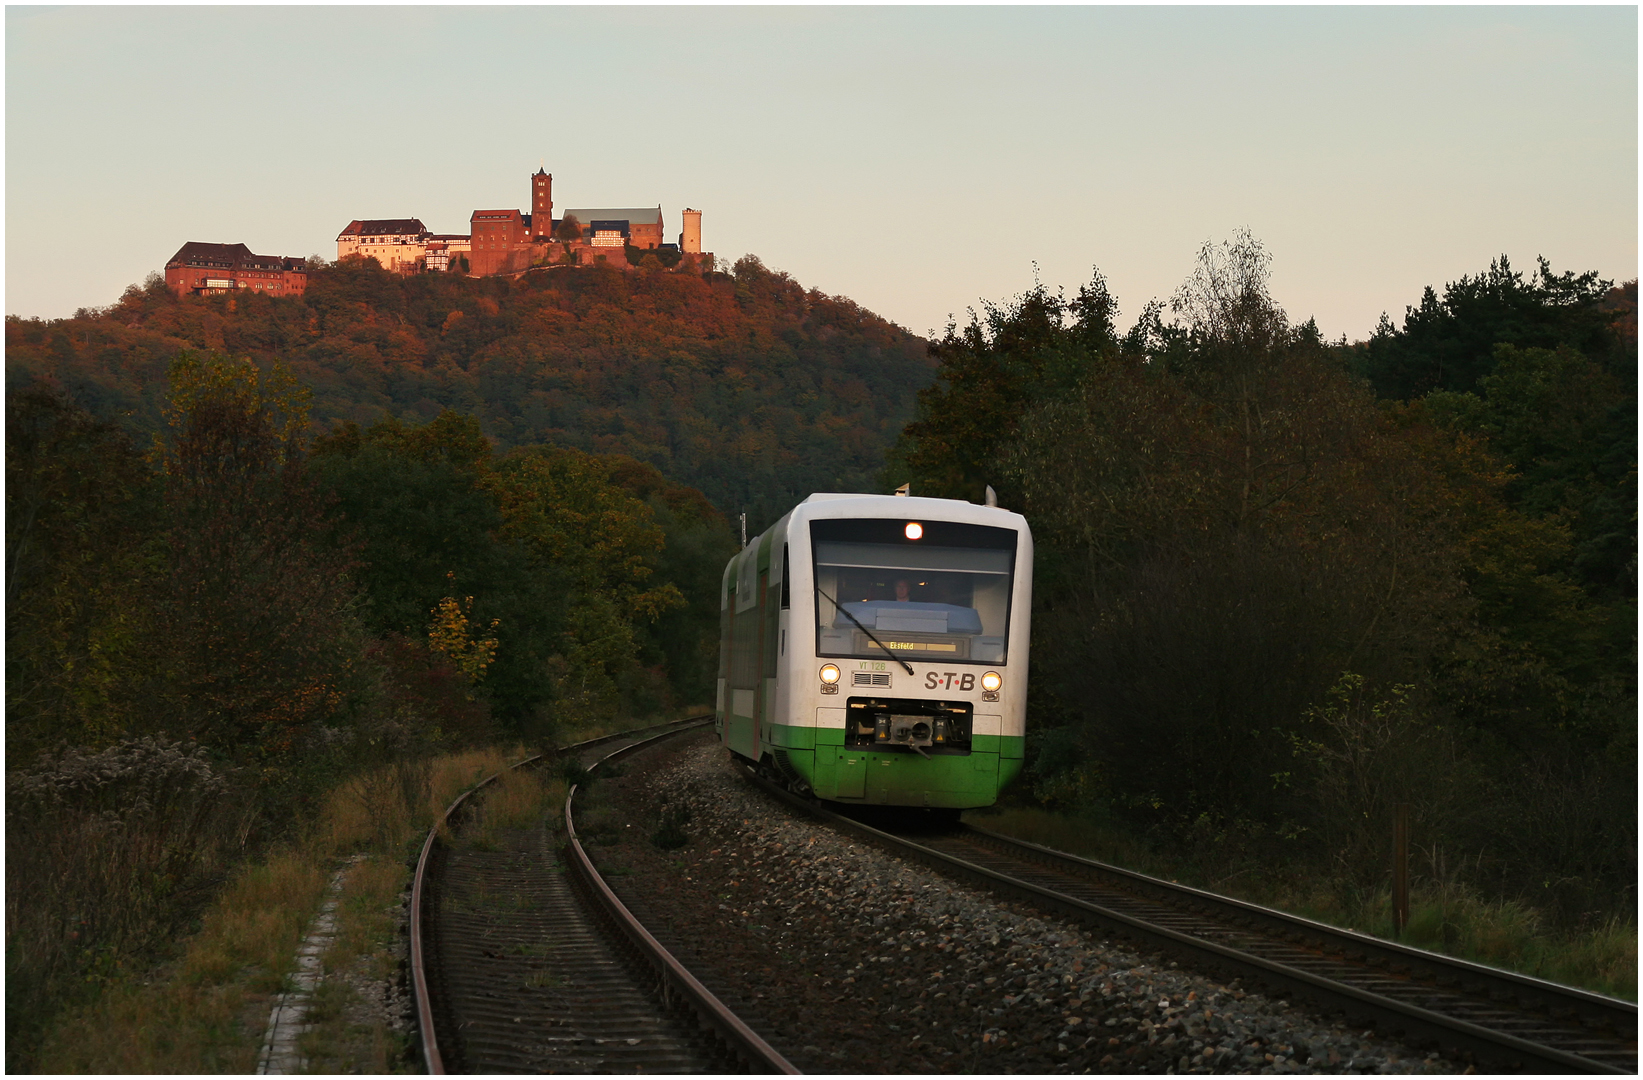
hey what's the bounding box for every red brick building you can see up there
[529,167,554,240]
[468,208,527,277]
[164,242,308,299]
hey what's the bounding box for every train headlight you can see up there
[981,671,1002,692]
[819,664,841,684]
[905,521,923,540]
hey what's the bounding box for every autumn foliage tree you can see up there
[6,355,365,776]
[488,445,685,724]
[428,587,500,687]
[144,352,363,776]
[308,410,705,739]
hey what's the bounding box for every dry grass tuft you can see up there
[468,763,567,849]
[35,847,327,1073]
[318,759,432,856]
[314,745,529,857]
[428,746,529,816]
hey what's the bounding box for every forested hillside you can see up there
[5,255,932,528]
[889,237,1636,931]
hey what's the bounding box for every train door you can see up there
[753,568,768,752]
[717,562,731,743]
[724,548,763,760]
[772,543,789,733]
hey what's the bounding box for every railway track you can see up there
[742,767,1636,1074]
[410,719,797,1074]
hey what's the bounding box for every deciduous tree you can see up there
[146,351,361,771]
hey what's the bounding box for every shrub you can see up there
[6,738,253,1070]
[650,804,692,850]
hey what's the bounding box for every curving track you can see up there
[410,719,797,1074]
[741,766,1636,1075]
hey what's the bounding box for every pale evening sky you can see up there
[5,6,1637,342]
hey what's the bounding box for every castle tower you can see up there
[530,168,553,239]
[680,208,702,254]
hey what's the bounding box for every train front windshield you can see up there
[811,518,1018,664]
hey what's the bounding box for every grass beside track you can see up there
[35,848,329,1072]
[27,714,667,1074]
[967,806,1637,1002]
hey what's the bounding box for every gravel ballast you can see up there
[578,732,1461,1074]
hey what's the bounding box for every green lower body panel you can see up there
[725,713,756,760]
[996,733,1025,791]
[765,723,1018,809]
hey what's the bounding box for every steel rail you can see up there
[408,715,711,1074]
[739,766,1631,1074]
[564,732,800,1074]
[964,824,1637,1041]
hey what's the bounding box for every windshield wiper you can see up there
[815,586,916,676]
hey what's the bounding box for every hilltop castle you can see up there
[161,168,705,297]
[335,168,707,277]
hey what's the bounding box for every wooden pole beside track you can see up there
[1392,803,1410,938]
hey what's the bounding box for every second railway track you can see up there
[742,765,1636,1074]
[932,826,1637,1072]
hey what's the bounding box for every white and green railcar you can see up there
[717,493,1032,809]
